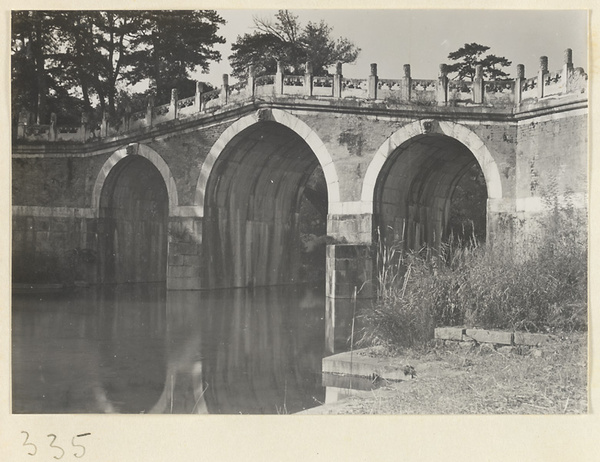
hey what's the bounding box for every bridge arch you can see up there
[194,108,340,212]
[92,143,179,217]
[362,120,502,204]
[363,120,502,249]
[93,143,176,283]
[197,108,335,288]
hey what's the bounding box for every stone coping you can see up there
[322,348,424,382]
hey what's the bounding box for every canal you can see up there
[12,284,358,414]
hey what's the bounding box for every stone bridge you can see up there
[12,50,588,298]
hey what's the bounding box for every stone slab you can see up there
[465,328,513,345]
[322,349,410,381]
[434,327,466,341]
[514,332,550,346]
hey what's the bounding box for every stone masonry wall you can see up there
[12,100,587,289]
[514,111,588,251]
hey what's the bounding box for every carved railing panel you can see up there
[202,89,221,109]
[484,80,515,105]
[543,71,563,97]
[341,78,368,98]
[313,76,334,96]
[448,80,473,104]
[521,76,538,101]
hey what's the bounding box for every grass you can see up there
[327,198,588,415]
[320,333,587,415]
[357,205,587,351]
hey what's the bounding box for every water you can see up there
[12,283,357,414]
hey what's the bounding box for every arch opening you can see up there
[374,133,488,250]
[98,156,169,283]
[203,120,328,289]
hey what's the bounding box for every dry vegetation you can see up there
[311,333,587,415]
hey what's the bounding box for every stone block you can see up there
[183,254,202,266]
[322,349,407,381]
[329,244,369,259]
[168,254,184,266]
[169,265,201,279]
[465,329,513,345]
[434,327,465,341]
[167,277,202,291]
[513,332,550,346]
[169,242,199,256]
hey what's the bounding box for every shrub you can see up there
[357,207,587,350]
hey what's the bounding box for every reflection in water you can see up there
[12,284,357,414]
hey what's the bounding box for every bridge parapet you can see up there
[15,49,587,143]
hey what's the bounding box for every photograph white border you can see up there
[1,2,597,461]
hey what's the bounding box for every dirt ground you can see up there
[300,332,587,415]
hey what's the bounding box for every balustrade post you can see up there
[146,95,154,128]
[368,63,378,100]
[123,104,131,132]
[538,56,548,99]
[514,64,525,106]
[305,61,314,96]
[437,64,449,104]
[49,112,57,141]
[563,49,573,94]
[17,110,29,139]
[247,65,256,98]
[80,112,88,142]
[100,111,109,138]
[195,81,204,112]
[401,64,412,101]
[275,60,284,95]
[472,64,484,104]
[36,93,43,125]
[170,88,178,120]
[333,62,343,98]
[221,74,229,104]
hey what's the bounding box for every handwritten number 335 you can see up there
[21,431,90,458]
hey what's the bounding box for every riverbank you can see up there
[301,332,587,414]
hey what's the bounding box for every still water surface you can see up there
[12,284,356,414]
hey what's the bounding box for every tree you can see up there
[446,43,512,81]
[11,11,62,124]
[11,10,225,124]
[124,10,225,104]
[229,10,360,79]
[49,11,143,118]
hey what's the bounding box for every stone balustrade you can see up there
[15,49,587,143]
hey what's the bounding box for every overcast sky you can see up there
[199,9,588,85]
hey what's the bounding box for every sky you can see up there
[198,9,588,86]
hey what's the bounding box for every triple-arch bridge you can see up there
[12,55,588,298]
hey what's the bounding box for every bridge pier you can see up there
[326,244,373,299]
[166,217,204,291]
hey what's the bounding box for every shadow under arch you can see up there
[92,143,179,217]
[198,109,336,289]
[94,144,176,283]
[194,108,340,213]
[362,120,503,249]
